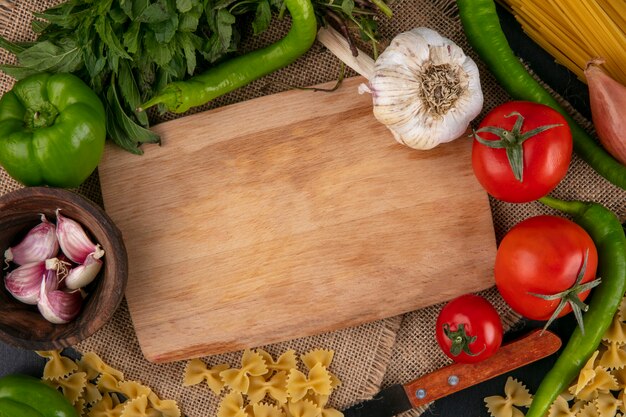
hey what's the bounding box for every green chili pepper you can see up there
[0,72,106,188]
[524,196,626,417]
[0,374,78,417]
[140,0,317,114]
[456,0,626,190]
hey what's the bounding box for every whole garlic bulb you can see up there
[368,28,484,150]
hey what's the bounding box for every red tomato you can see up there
[495,215,598,323]
[436,294,503,363]
[472,101,573,203]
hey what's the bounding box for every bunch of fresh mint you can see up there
[0,0,391,154]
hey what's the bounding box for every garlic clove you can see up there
[38,268,82,324]
[4,214,59,266]
[64,252,103,290]
[56,209,104,264]
[585,60,626,166]
[4,261,46,304]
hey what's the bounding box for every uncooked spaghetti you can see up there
[502,0,626,85]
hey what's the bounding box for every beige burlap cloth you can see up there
[1,0,625,416]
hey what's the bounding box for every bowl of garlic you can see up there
[0,187,127,350]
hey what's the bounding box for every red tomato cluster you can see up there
[435,101,599,364]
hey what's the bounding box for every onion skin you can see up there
[585,61,626,166]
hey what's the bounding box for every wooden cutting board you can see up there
[98,76,496,363]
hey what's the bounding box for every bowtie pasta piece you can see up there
[182,358,229,394]
[257,349,297,375]
[147,393,181,417]
[251,403,285,417]
[485,377,532,417]
[571,352,601,396]
[217,391,248,417]
[286,399,320,417]
[599,341,626,370]
[89,393,125,417]
[595,392,621,417]
[37,350,179,417]
[117,381,152,400]
[547,396,576,417]
[247,372,289,404]
[220,349,268,394]
[603,314,626,345]
[301,350,334,370]
[44,371,88,405]
[79,352,125,381]
[36,350,79,380]
[287,363,333,402]
[300,349,340,389]
[572,367,619,402]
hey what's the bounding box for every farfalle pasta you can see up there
[548,396,576,417]
[603,315,626,345]
[44,371,88,404]
[487,294,626,417]
[251,403,285,417]
[220,349,268,394]
[257,349,297,375]
[247,372,288,404]
[484,377,532,417]
[287,363,333,402]
[36,350,180,417]
[36,350,79,379]
[217,391,247,417]
[184,347,342,417]
[600,342,626,370]
[182,358,229,394]
[79,352,124,381]
[286,399,320,417]
[301,350,341,389]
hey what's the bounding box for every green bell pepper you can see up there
[0,374,77,417]
[0,72,106,188]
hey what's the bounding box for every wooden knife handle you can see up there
[403,329,561,408]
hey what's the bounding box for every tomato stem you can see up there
[527,250,601,335]
[442,323,485,357]
[473,111,562,182]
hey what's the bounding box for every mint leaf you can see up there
[118,60,149,127]
[176,0,194,13]
[0,64,41,80]
[137,0,171,23]
[16,38,82,73]
[150,15,179,44]
[95,15,131,60]
[252,0,271,34]
[341,0,355,16]
[123,21,142,54]
[216,8,236,49]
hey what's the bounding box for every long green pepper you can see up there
[526,196,626,417]
[456,0,626,190]
[140,0,318,113]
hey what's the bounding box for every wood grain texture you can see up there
[98,76,497,363]
[404,330,562,408]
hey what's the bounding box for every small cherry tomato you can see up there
[472,101,573,203]
[436,294,503,363]
[495,215,599,331]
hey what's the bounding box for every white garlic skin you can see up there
[369,27,484,150]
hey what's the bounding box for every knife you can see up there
[341,329,561,417]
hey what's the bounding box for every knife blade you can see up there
[342,329,561,417]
